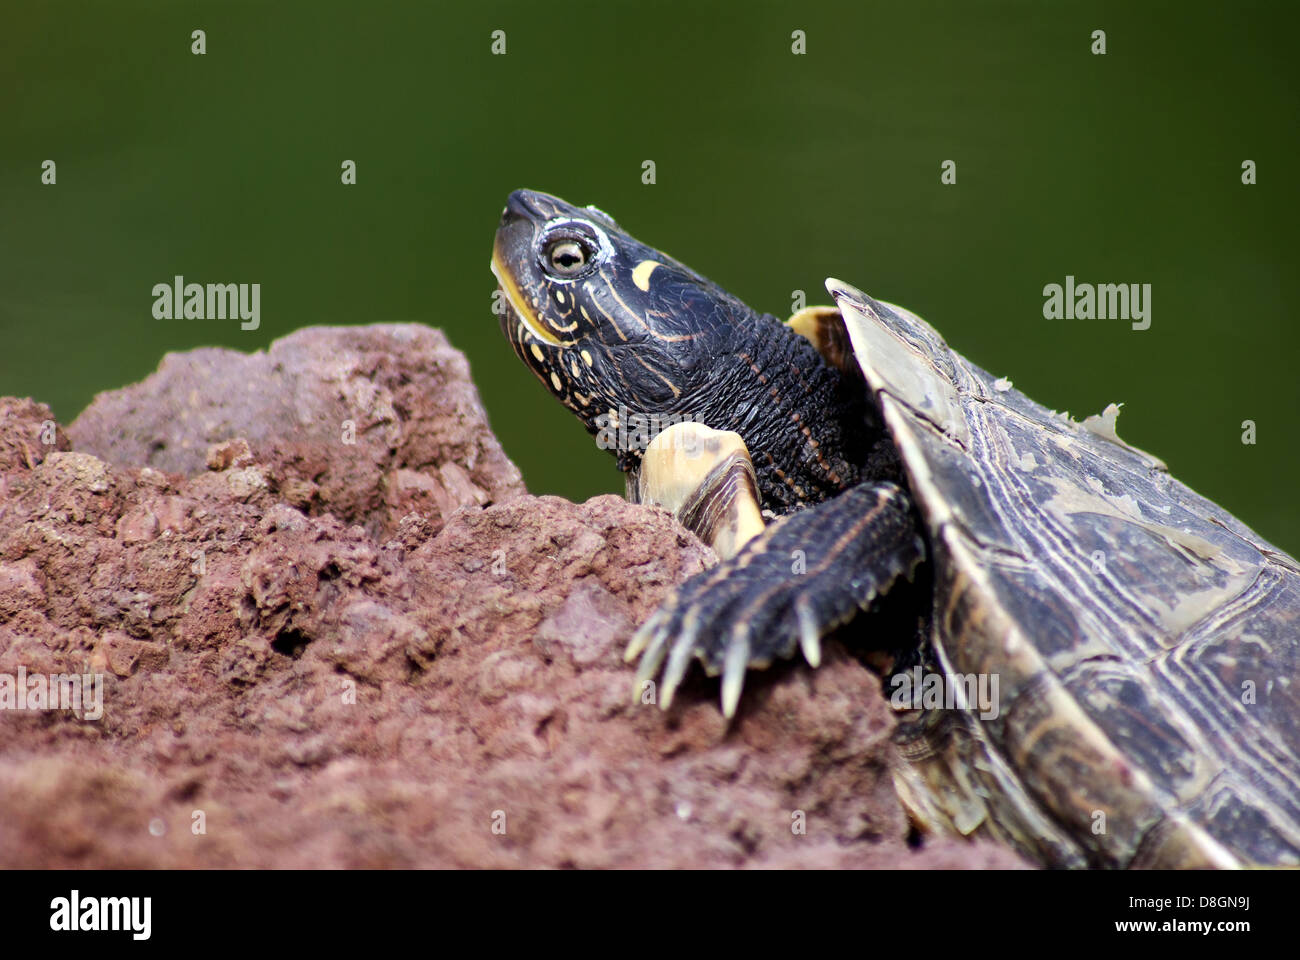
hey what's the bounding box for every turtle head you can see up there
[491,189,871,508]
[491,189,756,452]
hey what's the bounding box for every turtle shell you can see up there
[827,279,1300,868]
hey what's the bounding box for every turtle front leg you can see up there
[631,422,926,717]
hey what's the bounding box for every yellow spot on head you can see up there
[581,349,593,367]
[632,260,662,292]
[550,372,563,392]
[530,343,545,363]
[556,289,566,305]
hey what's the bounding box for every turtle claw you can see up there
[626,482,924,717]
[624,609,664,663]
[659,613,701,710]
[721,625,752,718]
[796,597,822,669]
[631,620,673,705]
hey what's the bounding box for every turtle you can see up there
[489,188,1300,869]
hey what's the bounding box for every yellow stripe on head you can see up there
[491,248,563,346]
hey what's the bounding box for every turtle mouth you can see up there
[492,279,555,369]
[490,252,564,347]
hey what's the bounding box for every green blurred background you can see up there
[2,1,1297,553]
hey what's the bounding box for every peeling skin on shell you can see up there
[1081,402,1168,472]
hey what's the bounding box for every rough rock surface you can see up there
[68,324,524,539]
[0,329,1027,869]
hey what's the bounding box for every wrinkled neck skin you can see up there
[619,312,894,516]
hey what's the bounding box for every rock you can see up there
[0,398,70,473]
[67,325,525,538]
[0,325,1030,869]
[534,577,632,667]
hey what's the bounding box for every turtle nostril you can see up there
[505,189,542,223]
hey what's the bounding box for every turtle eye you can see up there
[544,237,593,278]
[537,217,610,281]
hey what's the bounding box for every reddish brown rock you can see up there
[0,399,71,474]
[67,325,525,538]
[0,330,1029,870]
